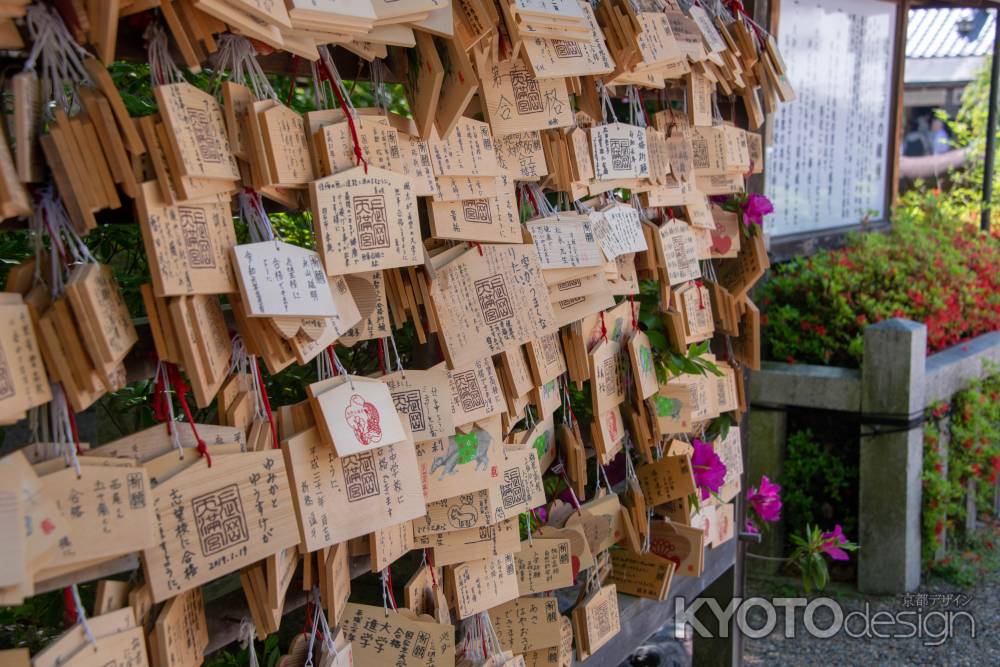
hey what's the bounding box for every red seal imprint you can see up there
[345,394,382,445]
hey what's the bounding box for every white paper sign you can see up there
[232,241,344,317]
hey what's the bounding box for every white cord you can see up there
[239,619,260,667]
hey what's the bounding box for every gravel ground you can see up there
[742,570,1000,666]
[621,523,1000,667]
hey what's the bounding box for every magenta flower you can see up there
[691,438,727,500]
[747,475,782,523]
[745,519,759,535]
[820,524,850,561]
[741,193,774,227]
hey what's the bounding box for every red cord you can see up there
[638,89,651,127]
[726,0,766,47]
[468,241,484,256]
[254,357,279,450]
[377,339,387,375]
[694,280,706,310]
[62,587,77,627]
[524,186,540,216]
[319,61,367,173]
[599,312,608,342]
[385,567,397,610]
[66,403,83,456]
[628,295,637,329]
[41,209,70,268]
[425,549,438,588]
[166,363,211,466]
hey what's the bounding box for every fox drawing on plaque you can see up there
[344,394,382,446]
[430,429,493,479]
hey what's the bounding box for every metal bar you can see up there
[981,9,1000,232]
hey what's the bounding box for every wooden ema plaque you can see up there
[521,2,614,79]
[489,596,561,654]
[384,366,454,444]
[148,587,208,667]
[476,54,575,136]
[588,339,624,414]
[231,241,360,320]
[415,420,502,504]
[39,466,155,577]
[448,552,519,619]
[572,584,620,660]
[591,204,648,260]
[627,330,659,400]
[414,447,545,535]
[526,215,604,269]
[168,294,231,408]
[429,243,556,369]
[341,603,455,667]
[591,123,649,181]
[0,296,51,423]
[309,165,421,275]
[340,271,391,346]
[89,423,245,461]
[428,188,521,244]
[648,383,693,436]
[514,537,573,594]
[282,427,425,551]
[608,549,676,601]
[522,614,573,667]
[655,218,702,286]
[495,132,548,181]
[137,182,237,296]
[449,357,512,425]
[412,517,521,566]
[65,263,137,373]
[636,455,697,506]
[648,520,705,577]
[154,83,240,182]
[311,375,408,457]
[142,452,299,602]
[370,520,414,572]
[427,116,500,178]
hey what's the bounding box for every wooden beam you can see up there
[887,0,911,210]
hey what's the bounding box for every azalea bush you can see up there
[743,472,856,592]
[760,187,1000,367]
[922,371,1000,569]
[788,525,857,593]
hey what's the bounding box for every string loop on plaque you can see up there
[239,619,260,667]
[23,4,91,115]
[212,34,278,102]
[144,21,185,87]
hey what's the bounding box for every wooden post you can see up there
[691,566,739,667]
[747,407,787,574]
[858,319,926,594]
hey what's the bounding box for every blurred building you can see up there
[903,7,996,157]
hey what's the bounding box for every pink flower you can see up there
[691,438,727,500]
[820,524,850,561]
[745,519,759,535]
[747,475,782,523]
[741,193,774,226]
